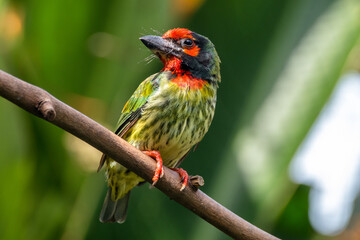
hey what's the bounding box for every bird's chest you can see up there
[124,82,216,166]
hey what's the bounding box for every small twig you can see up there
[190,175,205,190]
[0,70,280,240]
[36,99,56,121]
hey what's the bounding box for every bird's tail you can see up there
[99,188,130,223]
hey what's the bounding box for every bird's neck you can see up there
[161,56,183,74]
[161,56,207,90]
[170,74,207,90]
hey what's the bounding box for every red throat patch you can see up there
[171,74,206,90]
[161,56,182,73]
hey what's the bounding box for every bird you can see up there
[98,28,221,223]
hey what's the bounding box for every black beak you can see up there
[140,35,181,56]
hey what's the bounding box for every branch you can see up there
[0,70,280,240]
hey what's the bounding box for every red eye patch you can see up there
[162,28,200,57]
[184,45,200,56]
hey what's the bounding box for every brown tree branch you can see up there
[0,69,280,240]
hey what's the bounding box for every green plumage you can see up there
[99,28,221,223]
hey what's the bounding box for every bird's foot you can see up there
[170,167,189,191]
[142,150,164,186]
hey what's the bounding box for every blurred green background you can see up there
[1,0,360,239]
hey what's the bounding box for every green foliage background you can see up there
[0,0,360,239]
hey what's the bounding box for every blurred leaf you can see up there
[191,0,360,239]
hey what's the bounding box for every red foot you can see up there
[170,168,189,191]
[143,150,164,185]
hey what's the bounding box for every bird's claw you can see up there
[170,167,188,191]
[160,167,165,178]
[180,183,186,191]
[151,167,164,186]
[143,151,189,190]
[143,150,164,186]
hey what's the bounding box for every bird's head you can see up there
[140,28,221,84]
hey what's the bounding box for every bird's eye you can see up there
[181,38,194,48]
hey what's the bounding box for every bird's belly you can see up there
[124,93,215,167]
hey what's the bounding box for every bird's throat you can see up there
[170,74,206,90]
[161,56,182,74]
[161,56,207,90]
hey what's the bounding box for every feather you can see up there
[97,74,160,171]
[99,188,131,223]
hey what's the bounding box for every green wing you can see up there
[114,73,158,136]
[97,73,159,171]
